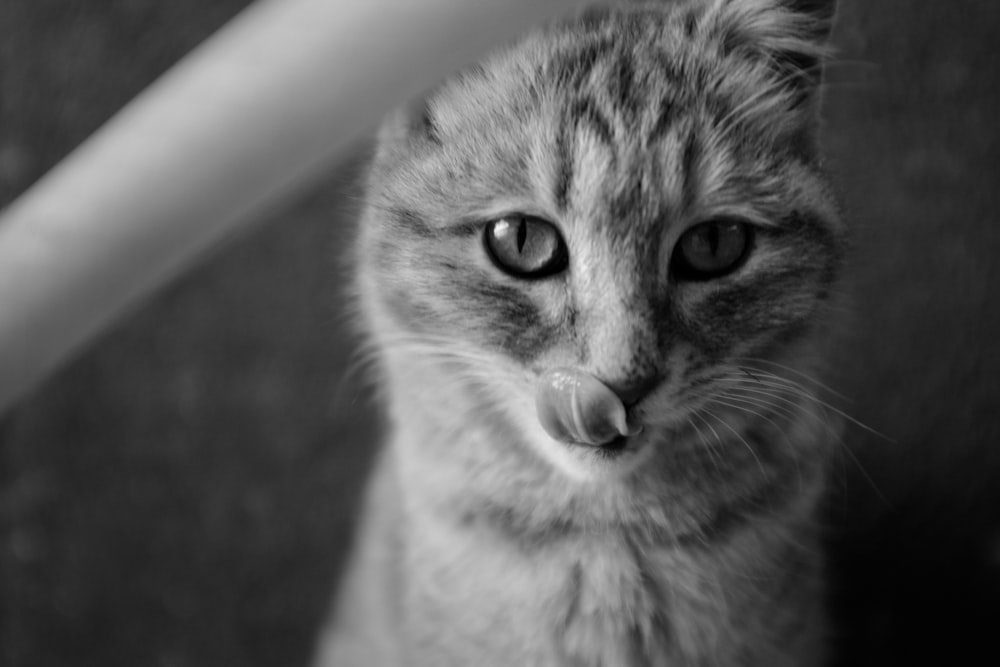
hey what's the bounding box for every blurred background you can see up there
[0,1,997,666]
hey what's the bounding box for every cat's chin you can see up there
[541,431,656,482]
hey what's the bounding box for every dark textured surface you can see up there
[823,2,1000,664]
[0,1,998,666]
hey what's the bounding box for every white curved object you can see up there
[0,0,583,412]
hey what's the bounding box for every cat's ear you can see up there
[773,0,837,77]
[377,98,441,149]
[705,0,838,152]
[372,96,443,168]
[784,0,838,39]
[707,0,837,83]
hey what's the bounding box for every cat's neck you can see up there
[375,438,828,665]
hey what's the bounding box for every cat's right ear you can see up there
[378,95,441,164]
[377,97,442,153]
[371,98,441,170]
[376,63,493,156]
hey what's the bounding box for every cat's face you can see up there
[359,0,844,481]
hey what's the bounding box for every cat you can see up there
[315,0,845,664]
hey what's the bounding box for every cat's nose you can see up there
[604,375,661,408]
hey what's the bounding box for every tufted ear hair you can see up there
[780,0,838,73]
[697,0,839,154]
[707,0,838,84]
[785,0,838,36]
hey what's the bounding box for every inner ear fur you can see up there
[710,0,838,81]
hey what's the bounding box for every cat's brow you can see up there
[647,95,680,146]
[680,130,701,213]
[386,207,436,238]
[608,51,641,121]
[570,97,614,149]
[554,97,616,212]
[549,38,614,88]
[553,120,573,211]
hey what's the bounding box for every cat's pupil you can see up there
[484,216,568,279]
[673,220,752,280]
[706,225,720,255]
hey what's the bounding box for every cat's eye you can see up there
[672,219,753,281]
[484,215,568,278]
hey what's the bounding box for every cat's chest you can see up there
[551,539,674,665]
[404,517,679,665]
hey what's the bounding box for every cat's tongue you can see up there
[535,368,641,447]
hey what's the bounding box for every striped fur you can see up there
[317,1,844,665]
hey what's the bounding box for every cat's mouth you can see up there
[601,435,630,451]
[567,434,634,460]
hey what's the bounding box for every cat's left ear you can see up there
[783,0,838,37]
[777,0,838,73]
[709,0,838,83]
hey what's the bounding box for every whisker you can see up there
[709,397,807,492]
[794,395,892,509]
[718,378,850,450]
[721,376,894,443]
[717,381,891,505]
[701,406,766,476]
[829,434,892,508]
[686,416,723,475]
[732,358,849,401]
[684,367,891,507]
[691,410,728,468]
[708,396,791,439]
[330,340,388,413]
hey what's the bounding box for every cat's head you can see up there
[357,0,844,482]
